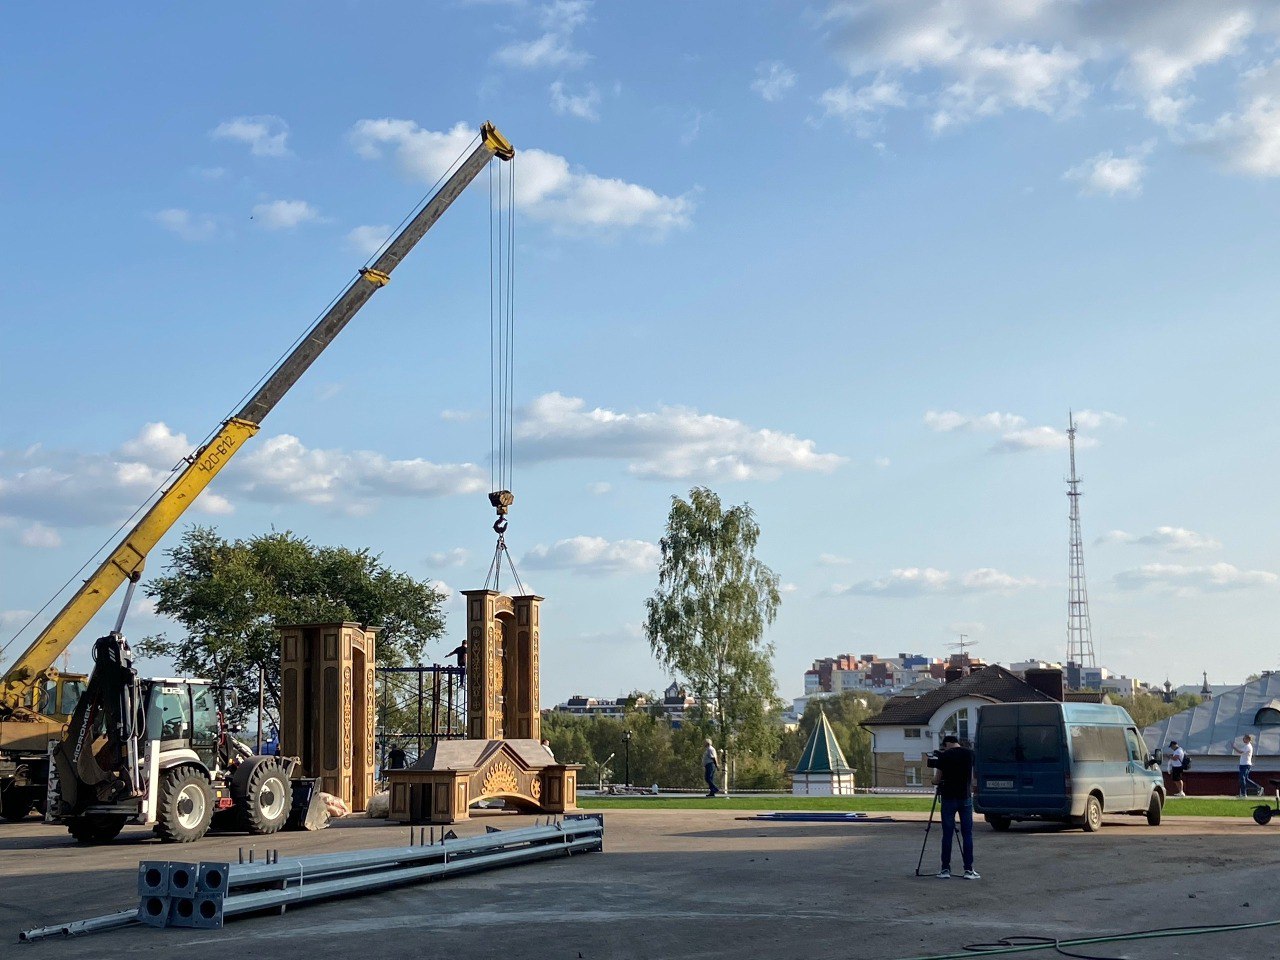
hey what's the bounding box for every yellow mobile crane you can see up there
[0,123,514,839]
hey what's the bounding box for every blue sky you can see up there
[4,1,1280,704]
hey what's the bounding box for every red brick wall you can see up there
[1164,771,1279,797]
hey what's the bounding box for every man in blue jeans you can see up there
[932,734,979,880]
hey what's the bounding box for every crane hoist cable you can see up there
[484,153,523,595]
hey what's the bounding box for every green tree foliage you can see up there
[1110,692,1203,729]
[137,526,446,725]
[644,488,782,762]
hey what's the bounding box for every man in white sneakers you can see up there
[1234,734,1262,798]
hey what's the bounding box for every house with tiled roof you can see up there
[1142,672,1280,796]
[791,710,856,795]
[861,665,1063,788]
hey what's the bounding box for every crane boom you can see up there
[0,122,514,711]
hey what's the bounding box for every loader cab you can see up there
[143,680,220,771]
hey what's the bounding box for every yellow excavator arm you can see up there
[0,122,514,714]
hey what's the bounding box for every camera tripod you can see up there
[914,788,964,876]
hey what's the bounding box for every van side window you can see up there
[1070,725,1128,762]
[1123,729,1144,762]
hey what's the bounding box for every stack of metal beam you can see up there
[20,815,604,942]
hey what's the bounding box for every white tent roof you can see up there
[1142,673,1280,757]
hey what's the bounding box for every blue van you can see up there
[974,702,1164,832]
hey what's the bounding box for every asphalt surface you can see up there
[1,807,1276,959]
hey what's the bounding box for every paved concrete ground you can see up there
[1,809,1276,959]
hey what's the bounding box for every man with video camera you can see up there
[929,734,979,880]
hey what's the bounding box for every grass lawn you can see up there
[579,794,1272,817]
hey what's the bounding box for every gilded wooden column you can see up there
[510,595,542,740]
[464,590,515,740]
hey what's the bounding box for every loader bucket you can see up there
[285,778,330,831]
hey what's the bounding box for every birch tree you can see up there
[644,487,782,757]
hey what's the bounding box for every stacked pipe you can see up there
[20,815,604,942]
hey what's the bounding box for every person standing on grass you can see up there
[702,738,720,797]
[933,734,979,880]
[1167,741,1186,797]
[1234,734,1262,797]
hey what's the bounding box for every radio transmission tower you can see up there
[1065,412,1097,668]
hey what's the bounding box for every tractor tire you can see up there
[238,759,293,835]
[155,766,214,843]
[67,813,128,844]
[1146,793,1162,826]
[1,786,33,822]
[1081,794,1103,832]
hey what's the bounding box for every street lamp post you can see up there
[623,730,633,788]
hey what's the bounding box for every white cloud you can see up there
[347,225,391,256]
[1,609,36,630]
[495,0,592,70]
[1064,142,1154,197]
[153,209,216,242]
[350,120,693,235]
[586,481,612,495]
[780,582,799,594]
[838,567,953,597]
[211,115,291,157]
[252,200,322,230]
[1098,526,1222,551]
[233,434,485,513]
[816,1,1280,178]
[515,392,845,481]
[960,568,1038,590]
[431,580,454,601]
[753,61,798,102]
[836,566,1038,597]
[119,421,194,467]
[1115,562,1277,593]
[924,410,1026,433]
[522,536,659,575]
[427,548,471,568]
[1185,59,1280,177]
[20,522,61,548]
[0,424,486,527]
[817,78,908,137]
[818,553,853,566]
[874,456,891,468]
[550,81,601,121]
[924,409,1124,452]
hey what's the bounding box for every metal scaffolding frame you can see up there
[376,664,466,770]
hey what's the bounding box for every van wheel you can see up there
[1082,794,1103,832]
[1146,794,1162,826]
[987,815,1011,831]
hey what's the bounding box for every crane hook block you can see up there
[488,490,514,515]
[493,517,509,535]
